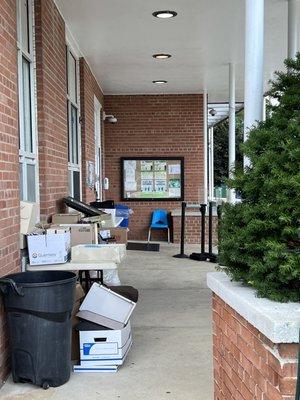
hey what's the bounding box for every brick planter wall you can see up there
[212,294,298,400]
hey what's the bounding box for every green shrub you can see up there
[218,54,300,302]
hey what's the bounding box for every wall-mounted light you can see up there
[103,111,118,124]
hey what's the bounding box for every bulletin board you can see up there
[121,157,184,201]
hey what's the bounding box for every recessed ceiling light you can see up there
[153,53,172,60]
[152,10,177,19]
[153,80,168,84]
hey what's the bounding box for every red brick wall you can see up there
[104,94,204,241]
[79,58,104,204]
[35,0,68,220]
[0,0,20,385]
[212,294,298,400]
[173,215,218,245]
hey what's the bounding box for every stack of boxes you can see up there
[20,201,129,267]
[74,284,137,373]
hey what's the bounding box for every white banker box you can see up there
[71,244,126,264]
[78,321,132,366]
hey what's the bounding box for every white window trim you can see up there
[66,44,82,200]
[94,96,102,200]
[17,0,39,207]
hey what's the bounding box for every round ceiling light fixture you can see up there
[153,80,168,84]
[152,10,177,19]
[153,53,172,60]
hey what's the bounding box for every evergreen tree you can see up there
[218,54,300,302]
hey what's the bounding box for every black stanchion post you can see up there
[200,204,206,254]
[190,201,217,263]
[173,201,189,258]
[208,201,213,255]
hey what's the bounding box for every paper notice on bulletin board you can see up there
[86,161,95,189]
[155,179,167,192]
[141,161,153,171]
[169,187,181,197]
[124,160,137,192]
[168,164,181,175]
[125,160,136,181]
[154,161,166,171]
[125,181,137,191]
[141,179,153,192]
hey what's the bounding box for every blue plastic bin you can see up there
[115,204,131,227]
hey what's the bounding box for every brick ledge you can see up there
[207,272,300,344]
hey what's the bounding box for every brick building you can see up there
[0,0,298,397]
[0,0,108,384]
[0,0,207,385]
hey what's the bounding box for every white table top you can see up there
[26,261,118,272]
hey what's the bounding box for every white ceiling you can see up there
[55,0,296,102]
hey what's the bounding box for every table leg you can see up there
[85,270,91,292]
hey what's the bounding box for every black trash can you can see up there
[0,271,76,389]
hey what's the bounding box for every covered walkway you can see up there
[1,244,215,400]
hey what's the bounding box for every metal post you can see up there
[200,204,206,254]
[288,0,300,59]
[208,202,213,254]
[244,0,264,167]
[173,201,189,258]
[203,91,208,204]
[228,63,236,203]
[208,127,214,200]
[180,201,186,255]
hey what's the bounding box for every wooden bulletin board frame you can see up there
[121,157,184,201]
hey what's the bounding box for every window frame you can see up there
[66,45,82,200]
[94,96,102,200]
[17,0,39,204]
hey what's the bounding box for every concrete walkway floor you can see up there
[0,243,216,400]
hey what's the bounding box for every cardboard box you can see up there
[78,321,132,365]
[99,228,128,244]
[27,228,71,265]
[52,224,97,247]
[52,212,81,224]
[20,201,39,249]
[77,283,136,330]
[71,243,126,264]
[71,283,86,362]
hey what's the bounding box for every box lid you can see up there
[77,284,136,330]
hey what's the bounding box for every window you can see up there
[66,47,81,200]
[17,0,38,202]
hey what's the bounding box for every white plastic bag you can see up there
[103,269,121,286]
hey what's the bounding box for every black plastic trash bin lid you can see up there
[2,270,76,286]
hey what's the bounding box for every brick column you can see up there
[35,0,68,220]
[0,0,20,386]
[79,58,104,204]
